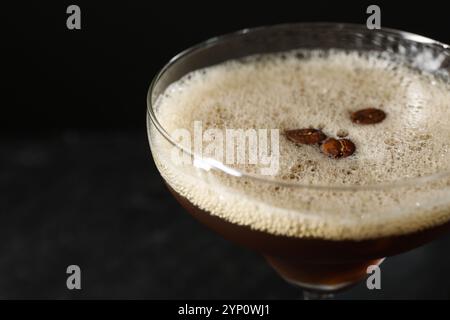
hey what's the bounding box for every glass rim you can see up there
[147,22,450,191]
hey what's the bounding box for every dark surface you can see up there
[1,131,450,299]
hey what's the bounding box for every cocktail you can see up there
[147,23,450,298]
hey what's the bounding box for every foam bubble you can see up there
[149,49,450,240]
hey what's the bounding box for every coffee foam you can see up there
[149,50,450,240]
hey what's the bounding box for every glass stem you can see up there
[302,290,334,300]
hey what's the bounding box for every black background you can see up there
[2,1,450,299]
[5,1,450,133]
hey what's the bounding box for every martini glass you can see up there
[146,23,450,299]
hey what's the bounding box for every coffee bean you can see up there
[285,128,327,145]
[320,138,341,158]
[351,108,386,124]
[321,138,356,159]
[339,139,356,157]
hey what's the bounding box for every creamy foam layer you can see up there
[149,50,450,240]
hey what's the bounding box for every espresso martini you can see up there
[148,49,450,291]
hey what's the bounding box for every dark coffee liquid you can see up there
[167,184,450,289]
